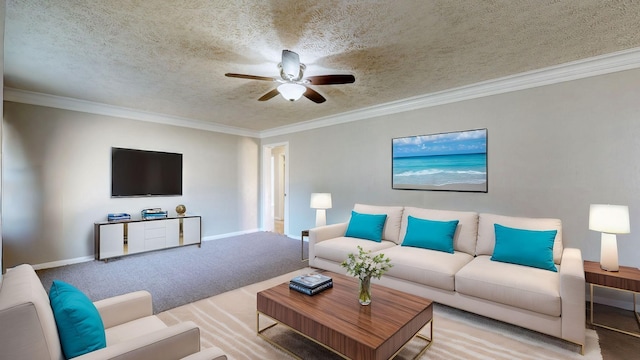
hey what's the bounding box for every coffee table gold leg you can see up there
[257,311,357,359]
[412,320,434,360]
[387,319,433,360]
[256,311,278,334]
[635,293,640,326]
[257,312,303,360]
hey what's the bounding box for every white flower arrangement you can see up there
[341,245,392,280]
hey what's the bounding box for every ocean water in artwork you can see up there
[393,153,487,187]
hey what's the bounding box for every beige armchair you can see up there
[0,264,226,360]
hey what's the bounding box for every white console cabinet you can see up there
[94,215,201,260]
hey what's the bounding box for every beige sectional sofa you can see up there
[0,264,227,360]
[309,204,586,352]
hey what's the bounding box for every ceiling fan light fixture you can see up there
[277,83,306,101]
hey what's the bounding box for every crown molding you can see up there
[5,47,640,139]
[259,47,640,138]
[3,88,261,138]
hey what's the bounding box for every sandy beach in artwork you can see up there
[393,182,487,192]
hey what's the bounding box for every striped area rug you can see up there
[158,269,602,360]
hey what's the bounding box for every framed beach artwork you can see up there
[392,129,488,192]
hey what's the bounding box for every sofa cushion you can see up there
[402,216,458,253]
[49,280,107,359]
[400,207,478,255]
[492,224,558,272]
[314,237,397,264]
[345,211,387,242]
[354,204,404,244]
[380,246,474,291]
[456,256,561,316]
[477,213,563,264]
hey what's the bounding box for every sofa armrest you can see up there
[559,248,586,349]
[309,222,348,245]
[309,223,348,265]
[75,321,202,360]
[180,347,227,360]
[94,291,153,329]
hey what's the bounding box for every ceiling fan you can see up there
[225,50,355,103]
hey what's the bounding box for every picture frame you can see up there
[392,128,487,192]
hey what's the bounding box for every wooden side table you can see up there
[584,260,640,337]
[301,230,309,261]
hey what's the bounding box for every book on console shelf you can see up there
[289,273,333,295]
[142,213,168,220]
[141,208,168,219]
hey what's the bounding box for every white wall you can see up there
[2,102,259,268]
[263,68,640,269]
[0,0,5,275]
[272,146,285,220]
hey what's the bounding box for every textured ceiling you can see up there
[4,1,640,132]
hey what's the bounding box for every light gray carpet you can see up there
[37,232,308,313]
[159,270,601,360]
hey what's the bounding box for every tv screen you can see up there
[111,147,183,197]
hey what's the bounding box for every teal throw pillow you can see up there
[345,210,387,242]
[402,216,459,253]
[491,224,558,272]
[49,280,107,359]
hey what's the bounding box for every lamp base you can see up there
[315,209,327,228]
[600,233,619,272]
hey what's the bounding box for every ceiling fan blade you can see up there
[306,74,355,85]
[258,88,280,101]
[303,87,326,104]
[225,73,277,82]
[281,50,300,79]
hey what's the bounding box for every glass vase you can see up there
[359,275,372,305]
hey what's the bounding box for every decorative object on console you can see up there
[310,192,332,227]
[392,128,487,192]
[141,208,168,220]
[176,204,186,216]
[589,204,630,272]
[341,245,393,305]
[107,213,131,221]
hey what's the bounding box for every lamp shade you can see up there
[589,204,630,234]
[310,193,332,209]
[277,83,306,101]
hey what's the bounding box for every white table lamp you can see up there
[589,204,630,272]
[310,193,332,227]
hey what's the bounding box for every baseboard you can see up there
[32,255,95,270]
[201,228,262,241]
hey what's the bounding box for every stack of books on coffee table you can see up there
[289,273,333,296]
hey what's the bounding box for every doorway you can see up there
[261,142,289,235]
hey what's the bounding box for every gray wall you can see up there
[264,68,640,269]
[2,102,259,268]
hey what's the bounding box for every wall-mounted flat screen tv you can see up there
[111,147,183,197]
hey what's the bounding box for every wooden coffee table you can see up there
[257,271,433,359]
